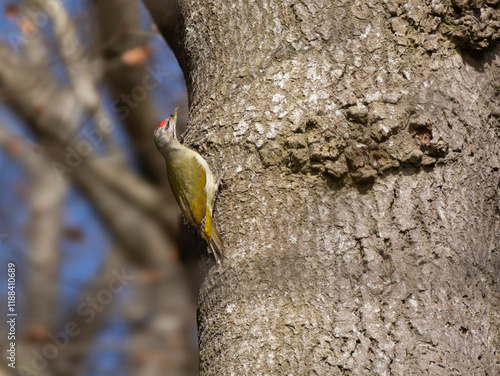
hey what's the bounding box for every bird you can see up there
[153,107,225,262]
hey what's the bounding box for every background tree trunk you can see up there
[145,0,500,374]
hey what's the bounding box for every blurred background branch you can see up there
[0,0,197,375]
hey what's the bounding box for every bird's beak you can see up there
[170,106,179,137]
[172,107,179,122]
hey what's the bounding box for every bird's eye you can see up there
[157,119,168,128]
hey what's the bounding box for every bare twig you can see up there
[26,0,99,109]
[0,125,66,332]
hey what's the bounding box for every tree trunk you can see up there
[144,0,500,374]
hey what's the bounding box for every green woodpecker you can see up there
[154,108,224,262]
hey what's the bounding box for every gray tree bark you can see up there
[144,0,500,374]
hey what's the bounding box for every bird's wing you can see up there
[169,152,210,240]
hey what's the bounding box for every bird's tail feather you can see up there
[209,225,225,263]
